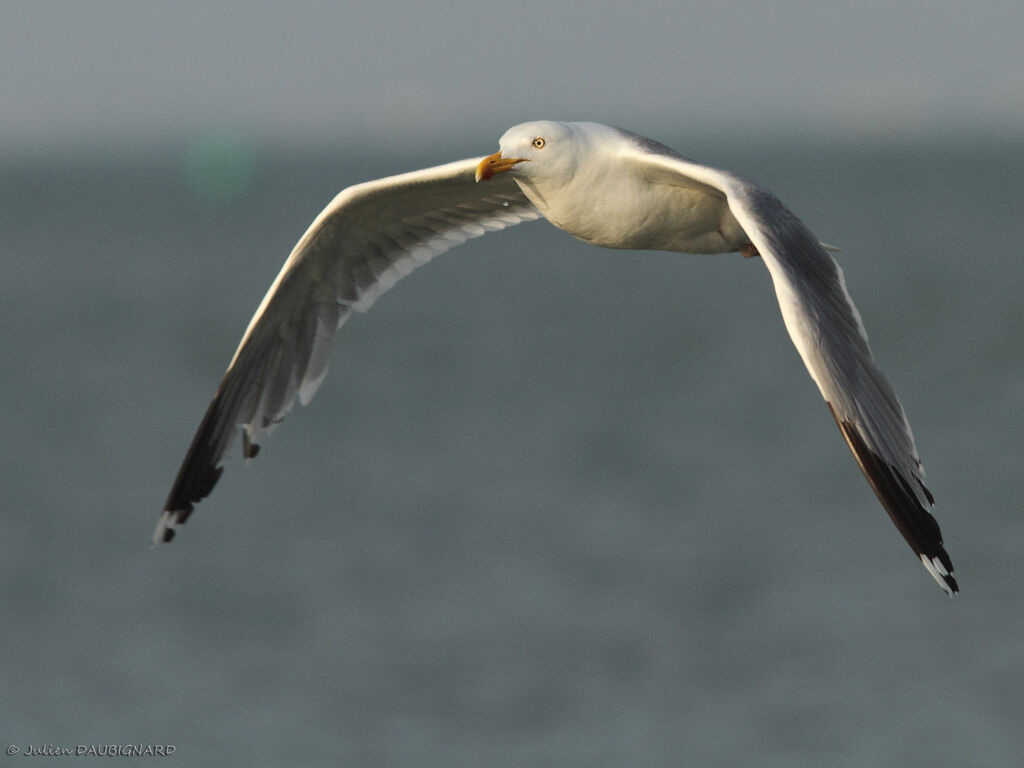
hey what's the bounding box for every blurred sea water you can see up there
[2,133,1022,766]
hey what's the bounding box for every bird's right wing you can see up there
[155,157,541,544]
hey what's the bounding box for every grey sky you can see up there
[3,0,1022,153]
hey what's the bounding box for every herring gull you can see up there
[153,121,957,596]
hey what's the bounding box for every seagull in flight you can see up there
[153,120,957,596]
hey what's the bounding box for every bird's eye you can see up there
[532,137,546,149]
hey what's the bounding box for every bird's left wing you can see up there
[154,157,540,544]
[622,141,957,595]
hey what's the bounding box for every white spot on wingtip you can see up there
[919,553,955,597]
[151,511,177,547]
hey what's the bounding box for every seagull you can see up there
[153,120,957,596]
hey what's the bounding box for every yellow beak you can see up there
[475,151,528,182]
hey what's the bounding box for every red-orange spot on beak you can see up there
[475,151,528,182]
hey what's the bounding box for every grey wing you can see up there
[723,181,957,595]
[154,157,541,544]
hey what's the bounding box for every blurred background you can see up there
[2,2,1022,765]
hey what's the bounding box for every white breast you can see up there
[516,158,748,255]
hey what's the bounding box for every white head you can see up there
[475,120,586,184]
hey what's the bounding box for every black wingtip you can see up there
[157,390,235,543]
[828,406,957,595]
